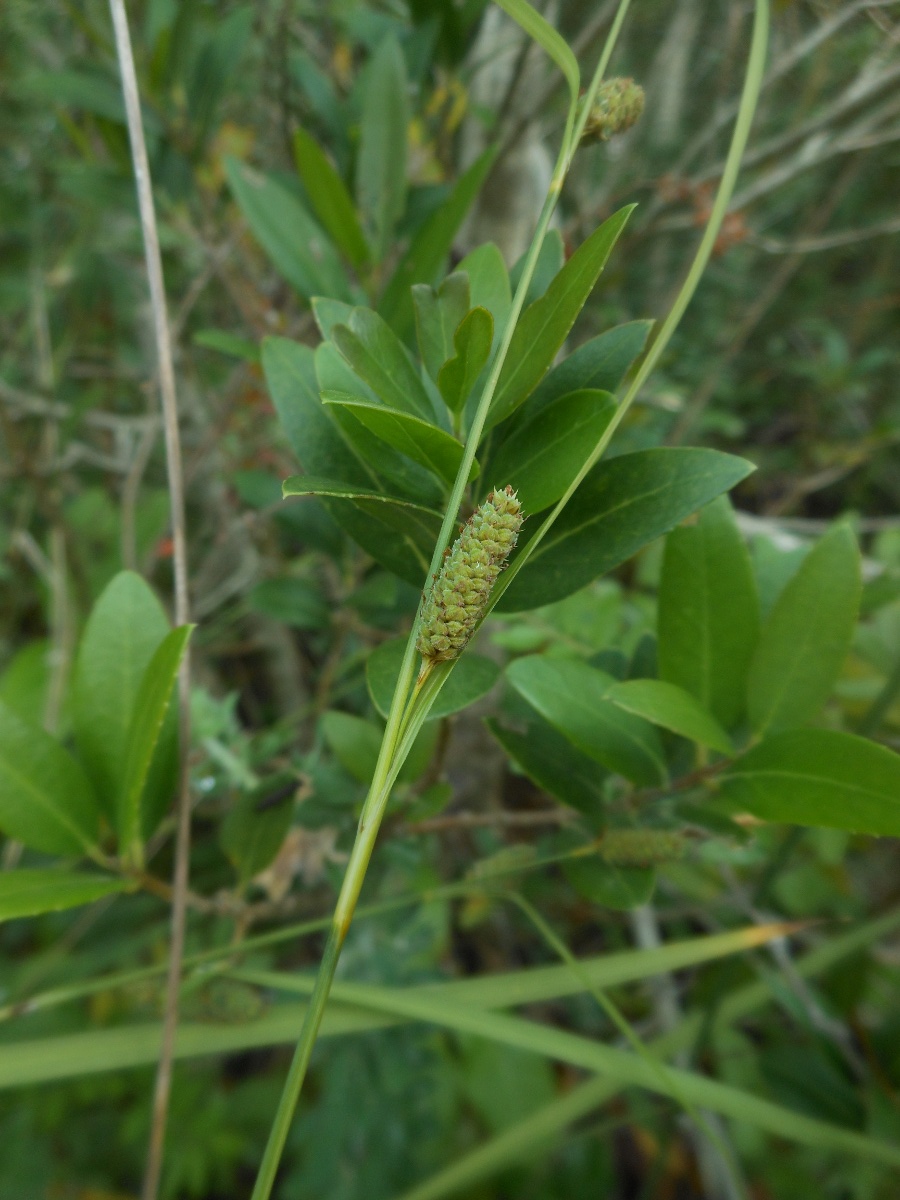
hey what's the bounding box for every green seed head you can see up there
[581,77,645,143]
[417,486,523,663]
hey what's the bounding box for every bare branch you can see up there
[107,2,192,1198]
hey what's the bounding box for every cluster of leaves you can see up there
[1,2,900,1199]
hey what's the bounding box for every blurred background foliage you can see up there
[1,0,900,1197]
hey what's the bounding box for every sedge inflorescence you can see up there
[581,77,645,143]
[417,486,523,663]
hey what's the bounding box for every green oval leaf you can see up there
[0,869,128,922]
[487,389,616,515]
[497,449,755,612]
[321,394,477,486]
[73,571,171,814]
[604,679,733,754]
[564,856,656,910]
[747,523,861,735]
[0,701,100,856]
[506,657,666,787]
[658,497,760,730]
[413,273,471,382]
[118,625,193,862]
[293,127,370,269]
[367,638,501,722]
[225,157,352,300]
[438,307,494,415]
[356,36,408,261]
[718,729,900,836]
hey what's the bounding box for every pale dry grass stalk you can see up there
[107,2,192,1197]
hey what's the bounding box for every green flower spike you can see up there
[417,486,523,664]
[581,77,645,143]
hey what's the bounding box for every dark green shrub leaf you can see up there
[510,228,564,308]
[486,207,634,430]
[605,679,732,753]
[564,855,655,910]
[0,869,128,921]
[118,625,193,860]
[321,394,477,486]
[506,657,666,786]
[438,307,494,414]
[0,641,50,729]
[356,36,409,261]
[321,711,382,784]
[498,449,755,612]
[379,148,497,335]
[746,523,862,734]
[73,571,172,813]
[249,579,330,630]
[718,729,900,836]
[456,242,511,346]
[658,497,760,730]
[413,272,470,382]
[220,775,298,885]
[487,389,615,514]
[0,702,100,856]
[294,127,370,269]
[332,308,434,420]
[225,157,352,300]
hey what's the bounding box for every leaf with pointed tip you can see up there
[658,497,760,730]
[356,37,408,260]
[225,157,352,300]
[294,127,370,268]
[506,657,666,787]
[413,273,471,383]
[438,307,494,414]
[486,208,634,430]
[456,243,511,347]
[497,449,755,612]
[118,625,193,860]
[605,679,733,754]
[747,523,861,735]
[487,389,615,514]
[321,394,476,486]
[332,308,434,420]
[311,297,355,341]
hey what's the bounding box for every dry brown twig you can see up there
[107,2,192,1197]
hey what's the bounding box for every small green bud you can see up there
[600,829,686,867]
[581,77,645,143]
[417,486,523,663]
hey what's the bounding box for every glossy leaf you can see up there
[332,308,434,420]
[0,701,100,856]
[356,36,408,260]
[368,639,500,721]
[73,571,171,812]
[747,523,861,734]
[658,497,760,730]
[118,625,193,859]
[520,320,652,421]
[498,449,755,612]
[413,273,470,383]
[311,297,355,341]
[487,389,615,514]
[604,679,732,754]
[321,711,382,784]
[0,870,128,922]
[380,148,497,335]
[225,157,352,300]
[510,228,564,308]
[506,657,666,786]
[321,394,476,486]
[437,307,494,415]
[486,208,633,430]
[486,701,607,819]
[494,0,579,101]
[283,474,440,513]
[293,127,370,269]
[719,729,900,836]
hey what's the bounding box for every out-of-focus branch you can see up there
[107,3,192,1199]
